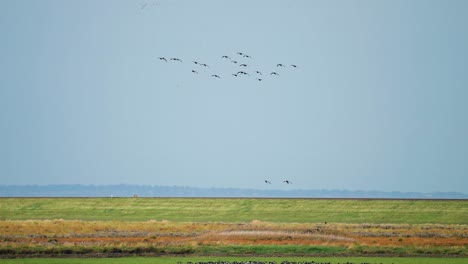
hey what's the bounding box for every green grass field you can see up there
[1,257,467,264]
[1,198,467,260]
[1,198,467,224]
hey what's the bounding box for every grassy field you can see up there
[1,257,468,264]
[0,198,467,224]
[0,198,466,258]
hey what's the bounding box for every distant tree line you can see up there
[0,184,466,199]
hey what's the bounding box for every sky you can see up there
[1,0,467,193]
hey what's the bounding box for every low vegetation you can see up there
[0,198,466,224]
[0,198,466,258]
[0,220,466,257]
[1,257,468,264]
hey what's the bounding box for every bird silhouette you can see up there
[239,64,247,67]
[283,180,292,184]
[211,74,220,78]
[237,52,244,56]
[231,60,238,64]
[140,2,159,9]
[237,71,249,76]
[257,78,262,81]
[265,180,271,184]
[193,61,199,64]
[232,74,238,77]
[201,63,209,67]
[291,64,298,68]
[192,70,198,74]
[243,55,252,58]
[255,71,262,75]
[158,57,167,62]
[221,55,231,59]
[170,58,182,62]
[270,72,279,76]
[277,63,285,67]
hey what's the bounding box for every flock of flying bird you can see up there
[158,52,298,82]
[157,53,297,185]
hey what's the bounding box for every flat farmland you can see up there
[0,198,466,224]
[0,198,467,258]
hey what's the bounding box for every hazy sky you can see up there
[1,0,467,193]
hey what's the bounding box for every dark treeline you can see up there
[0,185,466,199]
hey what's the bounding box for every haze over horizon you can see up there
[1,1,467,193]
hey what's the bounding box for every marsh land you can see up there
[0,198,466,259]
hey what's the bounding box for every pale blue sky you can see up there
[1,0,467,193]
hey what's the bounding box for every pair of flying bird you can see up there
[158,57,182,62]
[193,61,209,67]
[228,52,252,58]
[277,63,298,68]
[264,180,292,184]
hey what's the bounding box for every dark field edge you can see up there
[0,197,467,201]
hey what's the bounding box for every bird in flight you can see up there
[201,63,209,67]
[239,64,247,67]
[170,58,182,62]
[237,71,249,76]
[231,60,238,64]
[193,61,199,64]
[237,52,244,56]
[257,78,262,81]
[221,55,231,59]
[291,64,298,68]
[232,74,238,77]
[270,72,279,76]
[192,70,198,74]
[243,54,252,58]
[140,1,159,9]
[158,57,167,62]
[265,180,271,184]
[255,71,262,75]
[211,74,220,78]
[283,180,292,184]
[277,63,285,67]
